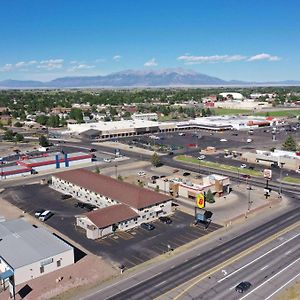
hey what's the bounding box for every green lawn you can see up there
[254,109,300,117]
[175,155,263,177]
[212,108,251,115]
[282,176,300,184]
[212,108,300,117]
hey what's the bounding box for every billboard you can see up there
[196,193,205,208]
[263,169,272,179]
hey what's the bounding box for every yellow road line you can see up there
[155,220,300,300]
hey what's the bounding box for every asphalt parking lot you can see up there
[2,184,222,268]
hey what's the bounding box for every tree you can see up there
[282,134,298,152]
[3,129,14,141]
[14,133,24,143]
[95,166,100,174]
[69,108,83,123]
[14,121,23,127]
[39,135,49,147]
[151,152,161,167]
[205,189,215,204]
[36,115,49,126]
[117,175,123,181]
[47,115,60,127]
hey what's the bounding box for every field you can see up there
[175,155,263,177]
[282,176,300,184]
[212,108,251,115]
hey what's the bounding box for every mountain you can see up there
[0,68,299,88]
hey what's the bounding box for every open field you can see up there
[212,108,251,115]
[282,176,300,184]
[175,155,263,177]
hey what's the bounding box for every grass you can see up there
[282,176,300,184]
[212,108,251,115]
[175,155,263,177]
[212,108,300,117]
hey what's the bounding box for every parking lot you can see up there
[2,184,222,268]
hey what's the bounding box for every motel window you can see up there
[57,260,61,267]
[40,266,44,273]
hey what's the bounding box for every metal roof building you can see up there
[0,219,74,285]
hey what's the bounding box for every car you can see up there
[220,139,227,142]
[242,174,251,179]
[151,175,159,181]
[232,132,238,136]
[173,169,179,173]
[246,138,253,143]
[183,172,191,176]
[89,148,97,152]
[178,133,185,136]
[235,281,252,293]
[295,169,300,174]
[141,222,155,231]
[39,210,53,222]
[168,151,174,155]
[103,158,111,163]
[159,216,172,224]
[137,171,146,176]
[61,194,72,200]
[197,155,206,160]
[248,166,254,170]
[240,164,247,169]
[34,209,45,218]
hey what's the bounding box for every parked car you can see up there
[232,133,238,136]
[141,222,155,231]
[137,171,146,176]
[248,166,255,170]
[34,209,45,218]
[178,133,185,136]
[61,194,72,200]
[159,216,172,224]
[151,175,159,181]
[220,139,227,142]
[197,155,206,160]
[240,164,247,169]
[173,169,179,173]
[89,148,97,152]
[39,210,53,222]
[182,172,191,176]
[103,158,111,163]
[235,281,252,293]
[295,169,300,174]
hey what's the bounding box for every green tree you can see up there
[39,135,49,147]
[205,189,215,204]
[282,134,298,151]
[95,166,100,174]
[47,115,60,127]
[14,121,23,127]
[69,108,83,123]
[36,115,49,126]
[151,152,161,167]
[3,129,14,141]
[14,133,24,143]
[117,175,123,181]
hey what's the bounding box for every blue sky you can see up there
[0,0,299,81]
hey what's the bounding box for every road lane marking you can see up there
[239,257,300,299]
[155,280,167,287]
[260,265,269,271]
[264,270,300,300]
[217,232,300,283]
[156,221,300,300]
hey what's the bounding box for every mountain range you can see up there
[0,68,299,88]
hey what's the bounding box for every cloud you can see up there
[38,59,64,70]
[95,58,106,63]
[68,64,95,71]
[177,54,246,64]
[144,58,158,67]
[113,55,121,62]
[247,53,281,62]
[0,64,13,72]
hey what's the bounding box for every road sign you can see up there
[263,169,272,179]
[196,193,205,208]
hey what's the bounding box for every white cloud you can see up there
[0,64,13,72]
[177,54,246,64]
[38,59,64,70]
[113,55,121,62]
[247,53,281,62]
[68,64,95,71]
[144,58,158,67]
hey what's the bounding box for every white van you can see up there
[39,210,53,222]
[247,138,253,143]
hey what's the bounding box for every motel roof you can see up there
[54,169,172,209]
[83,204,139,229]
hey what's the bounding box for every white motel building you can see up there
[51,169,173,239]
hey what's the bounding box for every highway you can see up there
[81,207,300,300]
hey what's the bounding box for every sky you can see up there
[0,0,299,82]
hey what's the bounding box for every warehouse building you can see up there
[51,169,173,239]
[152,174,230,199]
[0,219,74,286]
[0,165,32,180]
[17,152,92,172]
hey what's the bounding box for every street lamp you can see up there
[115,164,118,179]
[279,162,285,195]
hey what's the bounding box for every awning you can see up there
[0,269,14,280]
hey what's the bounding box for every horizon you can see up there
[0,0,299,82]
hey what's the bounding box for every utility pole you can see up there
[115,164,118,179]
[279,162,284,195]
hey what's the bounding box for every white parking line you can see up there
[155,280,167,287]
[217,232,300,283]
[239,257,300,299]
[260,265,269,271]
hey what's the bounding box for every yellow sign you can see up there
[196,193,205,208]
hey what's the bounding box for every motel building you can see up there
[51,169,173,239]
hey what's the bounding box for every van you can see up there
[39,210,53,222]
[246,139,252,143]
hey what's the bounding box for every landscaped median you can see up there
[282,176,300,184]
[175,155,263,177]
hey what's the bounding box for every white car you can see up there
[137,171,146,176]
[240,164,247,169]
[178,133,185,136]
[103,158,111,163]
[295,169,300,174]
[220,139,227,142]
[197,155,206,160]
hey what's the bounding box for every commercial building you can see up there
[0,165,32,180]
[51,169,173,239]
[214,99,272,110]
[153,174,230,199]
[132,113,158,121]
[17,152,92,172]
[219,92,244,100]
[0,219,74,286]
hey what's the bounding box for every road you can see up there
[163,224,300,300]
[80,206,300,300]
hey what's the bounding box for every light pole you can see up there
[115,164,118,179]
[279,162,284,195]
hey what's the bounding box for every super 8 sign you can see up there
[196,193,205,208]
